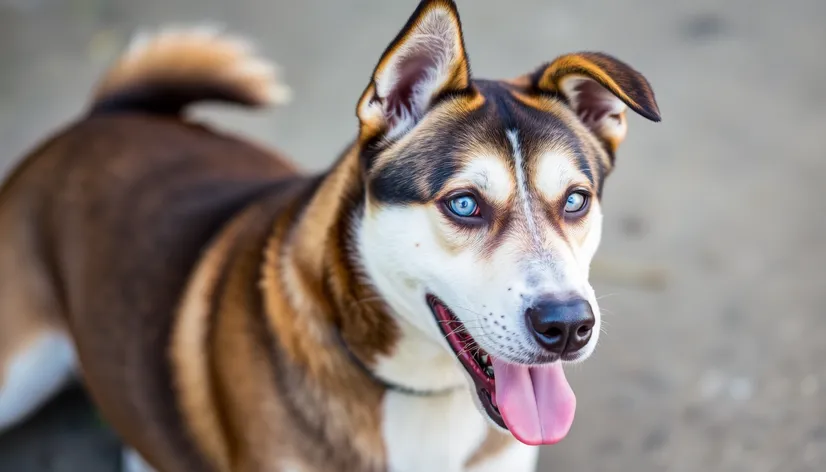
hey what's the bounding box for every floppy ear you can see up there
[357,0,472,142]
[532,52,661,152]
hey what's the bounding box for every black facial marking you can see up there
[573,148,594,187]
[369,154,426,204]
[368,105,487,205]
[366,79,608,205]
[481,81,598,186]
[477,80,518,130]
[582,135,608,198]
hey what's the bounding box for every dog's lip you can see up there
[426,295,494,390]
[427,294,505,429]
[561,351,587,363]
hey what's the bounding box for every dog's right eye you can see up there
[447,195,480,218]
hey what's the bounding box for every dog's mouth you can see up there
[428,294,577,446]
[427,295,501,426]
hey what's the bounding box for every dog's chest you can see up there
[380,388,487,472]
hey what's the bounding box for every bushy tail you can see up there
[89,25,291,116]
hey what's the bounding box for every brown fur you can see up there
[465,427,514,468]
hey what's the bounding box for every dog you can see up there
[0,1,660,471]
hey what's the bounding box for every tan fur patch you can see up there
[170,201,261,472]
[0,188,66,383]
[464,426,515,468]
[93,25,291,109]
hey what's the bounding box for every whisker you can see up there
[443,326,471,338]
[437,319,482,326]
[452,304,487,319]
[595,292,624,301]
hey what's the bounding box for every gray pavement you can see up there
[1,0,825,470]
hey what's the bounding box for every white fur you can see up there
[454,156,514,205]
[381,387,539,471]
[381,387,489,472]
[0,330,76,431]
[534,150,585,201]
[278,462,305,472]
[507,130,541,246]
[122,447,156,472]
[467,441,539,472]
[373,314,466,392]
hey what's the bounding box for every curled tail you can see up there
[90,25,291,116]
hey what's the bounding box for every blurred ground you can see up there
[1,0,825,471]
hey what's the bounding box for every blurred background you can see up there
[1,0,825,470]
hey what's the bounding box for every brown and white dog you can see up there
[0,1,660,471]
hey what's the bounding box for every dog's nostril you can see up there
[543,326,563,340]
[576,324,592,337]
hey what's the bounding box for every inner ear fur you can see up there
[356,0,473,143]
[514,52,661,152]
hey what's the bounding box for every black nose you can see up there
[526,297,595,355]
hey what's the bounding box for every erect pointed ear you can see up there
[529,52,661,152]
[357,0,472,142]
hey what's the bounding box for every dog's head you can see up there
[354,0,660,445]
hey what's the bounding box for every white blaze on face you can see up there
[506,130,541,247]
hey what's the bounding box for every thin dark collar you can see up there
[333,327,460,397]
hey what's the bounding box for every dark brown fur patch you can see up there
[533,52,661,122]
[8,114,298,471]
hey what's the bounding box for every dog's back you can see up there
[0,27,298,470]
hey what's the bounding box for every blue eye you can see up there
[448,195,479,217]
[564,192,588,213]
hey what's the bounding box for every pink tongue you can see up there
[492,358,576,446]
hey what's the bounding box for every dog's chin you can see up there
[427,294,580,446]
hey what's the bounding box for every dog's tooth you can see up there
[480,353,489,364]
[485,366,495,378]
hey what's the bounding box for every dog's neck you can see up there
[269,143,463,395]
[266,144,397,380]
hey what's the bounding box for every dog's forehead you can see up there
[368,80,608,204]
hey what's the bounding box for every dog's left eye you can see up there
[564,191,589,214]
[447,195,480,217]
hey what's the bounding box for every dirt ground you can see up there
[1,0,825,471]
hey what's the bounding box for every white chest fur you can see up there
[381,387,488,472]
